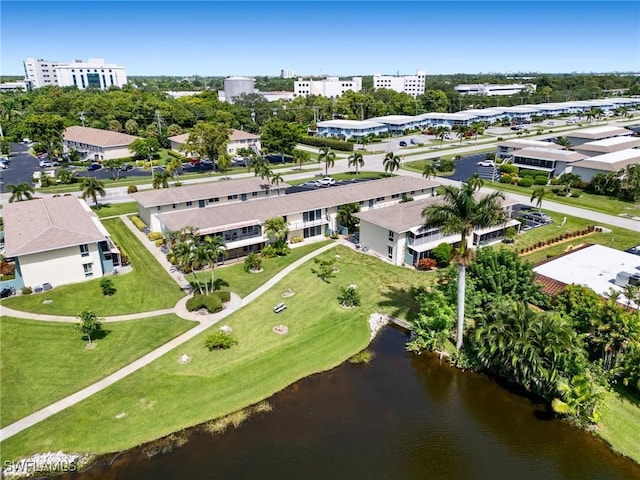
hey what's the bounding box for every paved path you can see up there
[0,241,338,442]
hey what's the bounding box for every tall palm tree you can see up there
[422,183,506,349]
[152,171,171,189]
[203,235,227,293]
[270,172,283,188]
[7,182,35,202]
[454,124,470,145]
[348,152,364,175]
[434,125,450,146]
[318,146,336,176]
[530,187,546,211]
[466,173,484,191]
[470,121,485,144]
[263,216,289,246]
[383,152,401,175]
[422,161,438,180]
[81,177,106,207]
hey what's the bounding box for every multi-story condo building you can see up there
[373,70,426,97]
[294,76,362,98]
[23,57,127,90]
[280,69,295,79]
[454,83,536,96]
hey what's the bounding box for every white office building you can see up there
[294,77,362,98]
[280,69,295,79]
[373,70,426,97]
[454,83,536,96]
[23,57,127,90]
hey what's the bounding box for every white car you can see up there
[477,161,495,167]
[318,177,336,187]
[302,180,322,188]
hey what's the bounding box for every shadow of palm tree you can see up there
[376,284,421,321]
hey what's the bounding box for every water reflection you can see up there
[64,326,640,480]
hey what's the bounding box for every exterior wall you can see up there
[227,138,261,155]
[224,77,255,102]
[63,141,133,161]
[317,124,388,139]
[373,71,426,98]
[56,63,127,90]
[568,166,602,183]
[18,243,103,288]
[294,77,362,97]
[23,58,62,88]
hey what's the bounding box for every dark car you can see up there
[399,141,408,147]
[87,163,102,172]
[1,286,15,298]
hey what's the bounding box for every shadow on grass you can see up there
[376,284,421,321]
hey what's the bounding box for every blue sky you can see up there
[2,1,639,76]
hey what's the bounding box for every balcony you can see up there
[288,218,328,231]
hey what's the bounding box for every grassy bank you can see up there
[0,315,196,428]
[598,388,640,463]
[2,218,184,316]
[0,246,434,460]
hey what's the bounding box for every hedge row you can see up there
[300,136,354,152]
[167,150,187,160]
[130,215,146,232]
[186,294,223,313]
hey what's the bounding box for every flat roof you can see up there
[565,126,633,140]
[423,112,478,121]
[131,176,289,208]
[4,197,107,257]
[63,126,140,148]
[317,120,386,129]
[157,176,440,233]
[369,115,418,125]
[514,147,586,163]
[498,139,563,150]
[573,136,640,154]
[354,194,518,233]
[533,244,640,308]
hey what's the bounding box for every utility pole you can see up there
[357,103,364,121]
[155,110,163,134]
[79,111,86,127]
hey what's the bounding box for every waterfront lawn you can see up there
[0,315,196,428]
[92,202,138,218]
[598,387,640,463]
[187,241,332,298]
[506,212,640,264]
[0,246,435,460]
[1,218,184,316]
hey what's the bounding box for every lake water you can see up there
[65,326,640,480]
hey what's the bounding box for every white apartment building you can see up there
[281,69,295,78]
[23,57,127,90]
[373,70,426,97]
[294,76,362,98]
[454,83,536,96]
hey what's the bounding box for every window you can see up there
[83,263,93,277]
[208,197,219,203]
[198,199,205,208]
[376,196,385,202]
[387,246,393,259]
[79,244,89,257]
[228,195,238,200]
[186,201,193,206]
[388,230,394,242]
[172,203,177,209]
[252,192,258,197]
[391,193,400,199]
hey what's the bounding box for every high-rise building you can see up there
[280,69,295,79]
[373,70,426,97]
[294,77,362,98]
[23,57,127,90]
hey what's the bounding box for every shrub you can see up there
[167,150,186,160]
[243,252,263,272]
[330,232,340,240]
[337,285,361,307]
[130,215,146,232]
[349,349,374,364]
[21,286,33,295]
[260,245,277,258]
[204,331,237,350]
[127,185,138,194]
[215,290,231,302]
[275,244,291,256]
[416,258,438,270]
[500,174,512,184]
[517,177,534,187]
[499,164,518,175]
[571,190,582,198]
[186,294,223,313]
[431,243,453,267]
[299,136,354,152]
[534,176,548,185]
[148,232,164,241]
[519,169,539,178]
[290,236,304,244]
[120,253,130,266]
[100,278,117,296]
[155,239,165,247]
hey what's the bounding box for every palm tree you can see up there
[348,152,364,175]
[203,235,226,293]
[466,173,484,191]
[263,216,289,246]
[152,171,171,189]
[422,161,438,180]
[359,135,370,151]
[293,149,310,170]
[422,183,506,349]
[454,124,470,145]
[383,152,401,175]
[166,158,183,178]
[434,125,450,146]
[470,121,485,144]
[531,187,546,211]
[555,136,573,150]
[318,146,336,176]
[7,182,35,202]
[270,172,284,188]
[81,177,106,207]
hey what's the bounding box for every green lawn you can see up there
[486,182,640,218]
[187,241,333,298]
[285,171,388,186]
[2,218,184,316]
[598,387,640,463]
[92,201,138,218]
[0,315,196,428]
[0,246,435,460]
[402,159,454,177]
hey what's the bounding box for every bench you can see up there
[273,302,287,313]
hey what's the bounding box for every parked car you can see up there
[39,160,52,168]
[87,163,102,172]
[189,158,201,166]
[410,137,419,145]
[302,180,322,188]
[522,212,552,224]
[477,161,495,167]
[0,162,7,170]
[318,177,336,187]
[547,121,556,126]
[1,286,16,298]
[201,158,214,166]
[120,163,133,171]
[399,141,408,147]
[624,245,640,256]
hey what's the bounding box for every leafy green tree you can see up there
[552,374,604,424]
[185,122,230,163]
[338,285,361,307]
[75,309,105,347]
[103,159,123,180]
[7,182,35,202]
[454,124,471,145]
[466,173,484,191]
[383,152,401,175]
[407,288,455,355]
[107,120,122,132]
[81,177,106,206]
[469,121,485,144]
[337,203,361,234]
[347,151,364,174]
[312,257,336,282]
[217,152,232,175]
[318,146,336,176]
[124,119,139,134]
[0,138,11,155]
[23,113,65,159]
[530,187,546,211]
[56,168,76,185]
[129,137,160,161]
[243,252,263,273]
[270,171,283,188]
[433,125,450,145]
[422,183,506,349]
[555,136,573,149]
[260,119,301,162]
[166,157,183,178]
[430,243,453,268]
[558,173,581,196]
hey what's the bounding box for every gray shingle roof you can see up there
[4,197,107,257]
[158,176,440,233]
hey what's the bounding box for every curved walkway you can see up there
[0,241,338,442]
